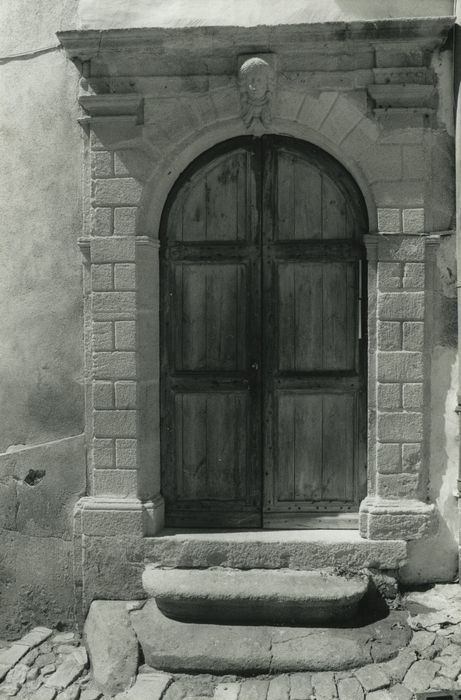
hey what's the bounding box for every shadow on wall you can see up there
[402,235,459,584]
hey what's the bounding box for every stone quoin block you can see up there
[92,178,142,207]
[93,470,138,498]
[377,351,423,382]
[402,208,425,233]
[377,321,402,351]
[92,322,114,352]
[92,208,113,237]
[377,383,401,410]
[376,442,401,474]
[402,321,424,351]
[378,236,425,262]
[402,383,424,410]
[377,472,420,499]
[94,410,137,438]
[402,443,422,472]
[115,381,137,410]
[377,262,402,290]
[114,207,137,237]
[91,238,136,264]
[92,439,115,469]
[92,151,114,178]
[114,264,136,291]
[92,291,136,319]
[93,381,114,410]
[403,263,425,290]
[377,411,423,442]
[115,321,137,351]
[93,352,137,380]
[114,153,130,176]
[377,208,401,233]
[115,439,137,469]
[91,264,113,292]
[378,291,424,321]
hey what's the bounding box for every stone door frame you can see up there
[58,17,452,610]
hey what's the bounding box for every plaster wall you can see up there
[77,0,455,30]
[0,0,85,637]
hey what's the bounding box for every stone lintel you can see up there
[359,496,436,541]
[57,16,454,65]
[367,84,435,110]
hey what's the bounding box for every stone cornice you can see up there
[58,16,454,64]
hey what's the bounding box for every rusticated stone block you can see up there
[377,473,420,499]
[91,264,113,292]
[114,263,136,291]
[402,208,424,234]
[92,151,113,178]
[92,471,138,498]
[377,208,401,233]
[94,410,137,438]
[93,178,142,207]
[92,439,114,469]
[402,383,423,409]
[91,238,136,264]
[115,381,137,410]
[92,208,113,237]
[377,411,423,442]
[403,263,425,289]
[377,262,402,290]
[93,352,136,380]
[378,291,424,321]
[92,292,136,319]
[377,321,401,351]
[377,442,401,473]
[115,321,136,351]
[115,439,137,469]
[377,351,423,382]
[92,322,113,352]
[377,383,401,410]
[114,207,137,237]
[402,321,424,351]
[402,443,422,472]
[93,381,114,410]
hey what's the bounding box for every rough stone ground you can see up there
[1,584,461,700]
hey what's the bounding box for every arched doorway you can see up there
[160,136,368,528]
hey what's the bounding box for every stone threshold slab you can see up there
[143,567,369,625]
[129,600,411,675]
[144,529,407,571]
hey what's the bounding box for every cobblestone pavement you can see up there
[1,584,461,700]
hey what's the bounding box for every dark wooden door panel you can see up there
[161,135,367,529]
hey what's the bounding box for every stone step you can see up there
[144,529,407,572]
[143,566,369,625]
[129,600,411,675]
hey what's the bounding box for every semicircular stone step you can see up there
[142,566,369,625]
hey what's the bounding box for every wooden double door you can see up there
[161,136,367,529]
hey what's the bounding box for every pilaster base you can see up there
[359,497,436,541]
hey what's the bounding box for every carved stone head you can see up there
[239,57,275,129]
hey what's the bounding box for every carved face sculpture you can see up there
[240,58,272,103]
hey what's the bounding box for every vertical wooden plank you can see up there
[178,393,207,500]
[322,177,347,239]
[322,394,354,501]
[294,395,323,501]
[179,265,207,370]
[206,394,247,500]
[276,151,294,240]
[182,180,206,241]
[323,263,355,370]
[294,264,323,370]
[205,265,241,370]
[277,264,295,370]
[294,160,322,239]
[277,394,295,501]
[206,154,243,241]
[167,193,184,241]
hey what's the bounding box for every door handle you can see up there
[251,361,259,371]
